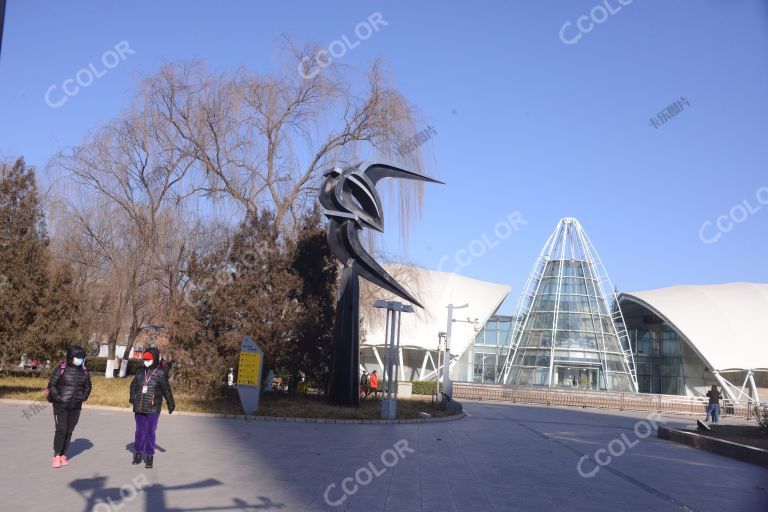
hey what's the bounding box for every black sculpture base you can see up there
[328,265,360,407]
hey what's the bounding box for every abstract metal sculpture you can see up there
[320,160,443,406]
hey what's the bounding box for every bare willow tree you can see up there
[54,112,196,377]
[359,259,426,343]
[142,47,432,237]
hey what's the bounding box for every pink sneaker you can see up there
[60,455,68,466]
[51,456,61,469]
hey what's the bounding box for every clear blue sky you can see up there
[1,1,767,314]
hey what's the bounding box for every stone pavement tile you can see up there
[453,502,493,512]
[381,492,422,512]
[489,496,561,512]
[421,491,459,512]
[588,442,768,510]
[302,501,347,512]
[390,472,421,485]
[387,481,421,496]
[608,497,682,512]
[343,494,389,512]
[451,486,493,512]
[387,470,420,484]
[346,489,391,503]
[421,481,454,494]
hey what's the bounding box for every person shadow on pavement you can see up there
[67,439,94,459]
[70,475,285,512]
[125,441,166,453]
[69,475,126,512]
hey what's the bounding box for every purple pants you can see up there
[134,413,160,455]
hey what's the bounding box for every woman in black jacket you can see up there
[46,345,92,468]
[129,348,175,468]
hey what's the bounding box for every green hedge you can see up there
[410,380,437,395]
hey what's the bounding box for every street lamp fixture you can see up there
[373,299,414,419]
[442,303,469,398]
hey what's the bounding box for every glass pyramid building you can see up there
[499,218,637,392]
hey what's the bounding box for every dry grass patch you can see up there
[0,375,458,420]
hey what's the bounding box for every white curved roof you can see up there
[362,266,511,358]
[619,283,768,371]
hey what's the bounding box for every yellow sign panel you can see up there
[237,352,262,386]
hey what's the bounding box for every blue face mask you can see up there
[73,357,84,366]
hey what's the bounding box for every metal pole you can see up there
[397,310,404,381]
[382,309,390,383]
[712,370,736,401]
[748,371,760,402]
[387,307,396,401]
[399,347,405,382]
[443,304,454,397]
[395,310,402,400]
[435,336,442,398]
[372,346,384,373]
[420,352,429,380]
[550,221,568,387]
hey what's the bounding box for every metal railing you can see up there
[453,382,755,419]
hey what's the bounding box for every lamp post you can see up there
[436,331,446,399]
[442,303,469,398]
[374,299,414,419]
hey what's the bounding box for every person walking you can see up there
[129,348,175,468]
[705,384,723,423]
[360,370,370,398]
[369,370,379,399]
[46,345,92,468]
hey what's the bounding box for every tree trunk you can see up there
[105,331,118,378]
[119,322,142,377]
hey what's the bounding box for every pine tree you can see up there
[26,264,85,362]
[291,210,337,389]
[167,210,338,397]
[0,159,49,369]
[168,211,302,395]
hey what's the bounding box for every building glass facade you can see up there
[504,259,635,391]
[471,315,514,383]
[626,314,685,395]
[619,293,768,398]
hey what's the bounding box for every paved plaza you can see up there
[1,399,766,511]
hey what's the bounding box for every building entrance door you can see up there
[555,365,600,390]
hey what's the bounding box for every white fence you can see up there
[453,382,756,419]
